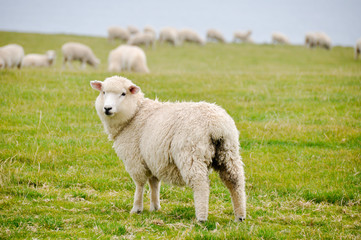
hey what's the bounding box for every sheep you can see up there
[315,32,332,50]
[127,32,156,48]
[206,29,226,43]
[355,38,361,59]
[108,26,130,43]
[178,28,205,45]
[108,45,149,73]
[127,25,139,35]
[62,42,100,69]
[272,32,290,44]
[0,44,24,69]
[159,27,180,46]
[90,76,246,222]
[233,30,253,43]
[21,50,56,68]
[143,25,156,37]
[305,32,317,48]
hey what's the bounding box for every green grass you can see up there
[0,31,360,239]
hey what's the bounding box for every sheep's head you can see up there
[90,76,141,118]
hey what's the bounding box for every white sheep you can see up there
[206,29,226,43]
[127,32,156,48]
[315,32,332,50]
[62,42,100,69]
[108,45,149,73]
[108,26,130,43]
[355,38,361,59]
[178,28,205,45]
[233,30,253,43]
[90,76,246,222]
[305,32,317,48]
[143,25,156,37]
[21,50,56,68]
[0,44,24,69]
[127,25,139,35]
[272,32,290,45]
[159,27,180,46]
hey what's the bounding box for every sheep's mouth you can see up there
[104,110,114,116]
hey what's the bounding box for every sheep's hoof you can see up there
[236,216,246,222]
[197,218,207,223]
[150,204,161,212]
[130,208,143,214]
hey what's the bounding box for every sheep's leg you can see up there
[218,160,246,222]
[81,60,86,70]
[149,176,161,211]
[130,181,145,213]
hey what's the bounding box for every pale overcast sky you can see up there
[0,0,360,46]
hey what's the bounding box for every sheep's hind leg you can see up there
[149,176,161,211]
[130,181,145,214]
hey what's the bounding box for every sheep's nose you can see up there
[104,106,113,115]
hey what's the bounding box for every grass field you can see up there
[0,31,360,239]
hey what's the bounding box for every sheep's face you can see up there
[90,77,140,118]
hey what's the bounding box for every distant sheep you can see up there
[272,32,290,44]
[90,76,246,222]
[355,38,361,59]
[305,32,317,48]
[315,32,332,50]
[108,45,149,73]
[62,42,100,69]
[108,26,130,43]
[127,25,139,35]
[0,44,24,69]
[178,29,205,45]
[127,32,156,48]
[143,25,156,37]
[21,50,56,68]
[206,29,226,43]
[159,27,179,46]
[233,30,253,43]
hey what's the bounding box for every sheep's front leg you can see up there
[149,176,161,211]
[131,181,145,214]
[81,60,86,69]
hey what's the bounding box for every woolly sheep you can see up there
[90,76,246,222]
[233,30,253,43]
[127,32,156,48]
[315,32,332,50]
[108,26,130,43]
[62,42,100,69]
[305,32,317,48]
[159,27,180,46]
[127,25,139,35]
[272,32,290,44]
[21,50,56,68]
[178,28,205,45]
[355,38,361,59]
[143,25,156,37]
[0,44,24,69]
[108,45,149,73]
[206,29,226,43]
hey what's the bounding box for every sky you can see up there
[0,0,360,46]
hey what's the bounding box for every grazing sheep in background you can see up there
[90,76,246,222]
[127,32,156,48]
[143,25,156,37]
[21,50,56,68]
[305,32,317,48]
[206,29,226,43]
[355,38,361,59]
[62,42,100,69]
[233,30,253,43]
[0,44,24,69]
[108,26,130,43]
[178,28,205,45]
[159,27,180,46]
[272,32,290,44]
[127,25,139,35]
[315,32,332,50]
[108,45,149,73]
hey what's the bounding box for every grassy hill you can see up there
[0,31,360,239]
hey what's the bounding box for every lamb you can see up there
[355,38,361,59]
[233,30,253,43]
[62,42,100,69]
[21,50,56,68]
[206,29,226,43]
[90,76,246,222]
[108,45,149,73]
[0,44,24,69]
[127,32,156,48]
[108,26,130,43]
[272,32,290,44]
[159,27,180,46]
[178,28,205,45]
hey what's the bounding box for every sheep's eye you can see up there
[121,92,126,97]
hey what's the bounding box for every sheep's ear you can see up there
[90,80,102,91]
[129,85,140,94]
